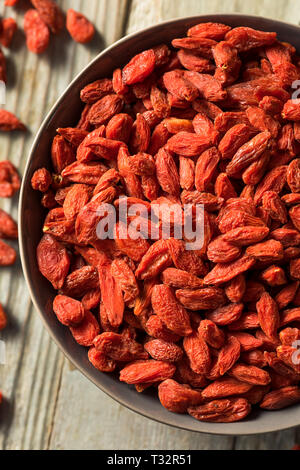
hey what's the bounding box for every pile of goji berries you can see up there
[32,21,300,423]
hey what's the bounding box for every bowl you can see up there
[19,14,300,435]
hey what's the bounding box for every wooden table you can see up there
[0,0,300,450]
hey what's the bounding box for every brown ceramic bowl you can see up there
[19,14,300,435]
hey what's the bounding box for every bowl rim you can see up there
[19,13,300,437]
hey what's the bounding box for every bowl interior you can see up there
[19,14,300,435]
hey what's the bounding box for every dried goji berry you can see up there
[145,339,183,363]
[229,363,271,386]
[152,284,192,337]
[176,287,226,311]
[80,79,114,105]
[217,336,241,375]
[0,18,17,48]
[120,360,176,384]
[188,398,251,423]
[122,50,156,86]
[260,386,300,410]
[0,304,7,330]
[35,21,300,424]
[158,379,203,413]
[256,292,280,340]
[70,310,100,347]
[66,9,94,44]
[94,332,147,362]
[201,378,252,399]
[183,332,211,375]
[88,347,116,373]
[37,234,70,289]
[24,9,50,54]
[0,110,26,132]
[0,209,18,239]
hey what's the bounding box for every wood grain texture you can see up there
[127,0,300,33]
[0,0,300,450]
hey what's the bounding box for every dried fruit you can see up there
[123,50,156,85]
[98,263,124,328]
[152,285,192,336]
[0,110,26,132]
[207,303,244,326]
[66,9,95,44]
[225,275,246,303]
[162,268,203,289]
[183,332,211,375]
[204,255,256,286]
[198,319,225,349]
[120,360,176,384]
[146,316,181,344]
[51,135,75,173]
[111,258,139,304]
[35,21,300,424]
[70,310,100,347]
[229,363,271,386]
[230,332,263,352]
[155,148,180,196]
[31,168,52,192]
[37,234,70,289]
[176,287,226,311]
[31,0,64,34]
[195,147,220,192]
[226,131,271,177]
[217,336,241,375]
[94,332,147,362]
[287,159,300,193]
[256,292,279,340]
[136,240,171,280]
[53,295,85,327]
[260,386,300,410]
[226,27,277,51]
[0,209,18,239]
[88,95,124,127]
[166,131,211,157]
[61,265,99,298]
[188,398,251,423]
[0,18,17,48]
[145,339,183,363]
[0,304,7,330]
[88,347,116,373]
[0,240,16,266]
[188,23,231,41]
[202,377,252,399]
[24,9,50,54]
[222,226,269,247]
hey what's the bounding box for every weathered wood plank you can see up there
[2,0,300,451]
[0,0,130,450]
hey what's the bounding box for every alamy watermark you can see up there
[94,200,205,251]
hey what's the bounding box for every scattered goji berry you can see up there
[66,9,95,44]
[24,9,50,54]
[0,18,17,48]
[31,0,64,35]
